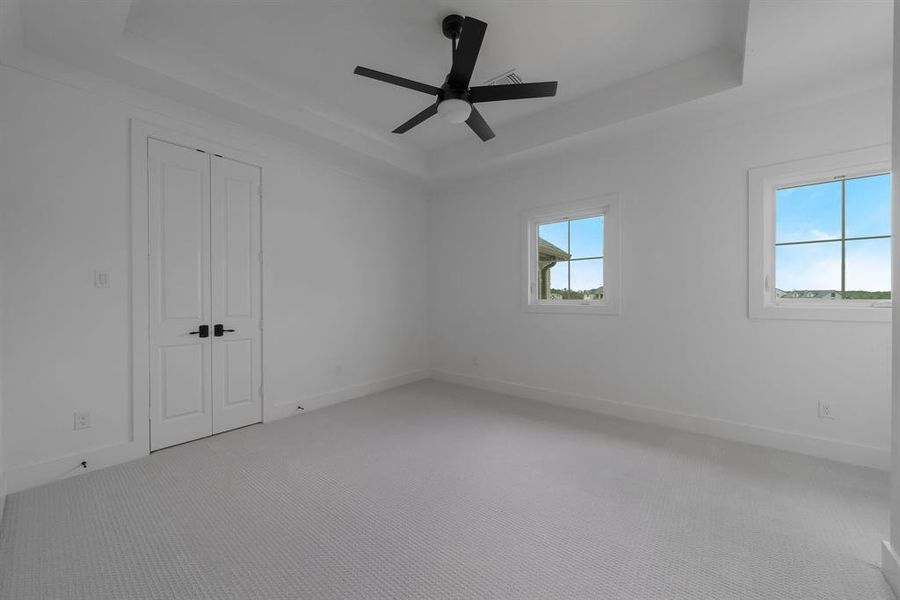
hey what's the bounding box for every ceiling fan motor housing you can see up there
[437,86,469,102]
[437,83,472,124]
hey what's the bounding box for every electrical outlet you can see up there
[74,411,91,430]
[818,401,835,420]
[472,355,479,367]
[334,364,343,376]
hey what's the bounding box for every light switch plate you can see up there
[94,270,110,288]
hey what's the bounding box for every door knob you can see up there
[214,324,236,337]
[188,325,209,338]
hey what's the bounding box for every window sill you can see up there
[750,302,891,322]
[525,301,619,315]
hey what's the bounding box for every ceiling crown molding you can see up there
[1,0,763,184]
[0,0,430,181]
[427,46,745,183]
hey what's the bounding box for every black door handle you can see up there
[214,324,236,337]
[188,325,209,338]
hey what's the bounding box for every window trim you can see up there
[522,194,621,315]
[748,145,891,322]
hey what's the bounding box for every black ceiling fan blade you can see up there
[469,81,558,103]
[448,16,487,88]
[465,106,495,141]
[353,66,440,96]
[393,103,438,134]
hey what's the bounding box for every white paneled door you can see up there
[148,138,262,451]
[210,155,262,435]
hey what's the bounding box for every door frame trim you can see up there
[131,119,265,454]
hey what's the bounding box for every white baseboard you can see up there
[6,370,429,496]
[430,370,890,471]
[6,367,882,495]
[883,541,900,598]
[5,441,147,496]
[266,369,431,422]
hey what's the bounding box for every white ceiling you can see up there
[123,0,747,149]
[0,0,892,182]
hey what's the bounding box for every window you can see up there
[523,194,621,314]
[749,146,891,321]
[776,174,891,300]
[537,216,604,301]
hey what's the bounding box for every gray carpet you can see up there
[0,380,892,599]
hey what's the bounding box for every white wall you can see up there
[0,119,4,506]
[883,1,900,591]
[0,54,892,495]
[0,64,429,491]
[428,86,893,469]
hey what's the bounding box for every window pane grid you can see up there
[776,234,889,247]
[841,177,845,293]
[775,172,890,299]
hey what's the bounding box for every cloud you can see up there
[778,240,890,291]
[846,242,891,290]
[807,228,834,241]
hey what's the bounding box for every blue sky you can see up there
[539,216,604,291]
[775,173,890,292]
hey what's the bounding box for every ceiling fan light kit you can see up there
[436,98,471,123]
[353,14,558,142]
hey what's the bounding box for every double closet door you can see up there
[148,138,262,451]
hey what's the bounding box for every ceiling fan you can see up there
[353,14,558,142]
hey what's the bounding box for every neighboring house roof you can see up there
[774,289,843,299]
[538,237,571,261]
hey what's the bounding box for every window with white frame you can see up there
[749,146,891,321]
[523,194,620,314]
